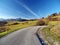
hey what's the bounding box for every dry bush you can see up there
[47,15,58,21]
[47,16,52,21]
[11,22,19,25]
[0,21,7,27]
[36,19,47,26]
[0,27,10,33]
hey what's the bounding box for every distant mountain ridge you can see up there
[0,18,37,22]
[0,18,6,21]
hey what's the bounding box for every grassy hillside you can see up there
[50,24,60,39]
[0,20,37,38]
[37,13,60,44]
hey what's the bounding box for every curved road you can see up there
[0,26,45,45]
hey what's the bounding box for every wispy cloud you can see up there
[15,0,39,18]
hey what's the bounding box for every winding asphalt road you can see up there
[0,26,45,45]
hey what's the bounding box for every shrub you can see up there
[11,22,19,25]
[36,19,47,26]
[0,21,7,27]
[52,13,57,16]
[0,27,10,33]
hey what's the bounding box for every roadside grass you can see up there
[0,20,37,38]
[37,14,60,44]
[43,27,60,42]
[48,21,60,41]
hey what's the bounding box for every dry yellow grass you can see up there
[48,21,60,26]
[50,24,60,37]
[0,20,37,37]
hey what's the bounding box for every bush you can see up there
[0,27,10,33]
[11,22,19,25]
[36,19,47,26]
[0,21,7,27]
[52,13,57,16]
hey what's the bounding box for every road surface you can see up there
[0,26,45,45]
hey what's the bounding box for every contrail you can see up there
[15,0,39,18]
[16,10,29,19]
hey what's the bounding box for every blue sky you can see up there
[0,0,60,19]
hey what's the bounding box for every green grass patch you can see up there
[0,21,37,38]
